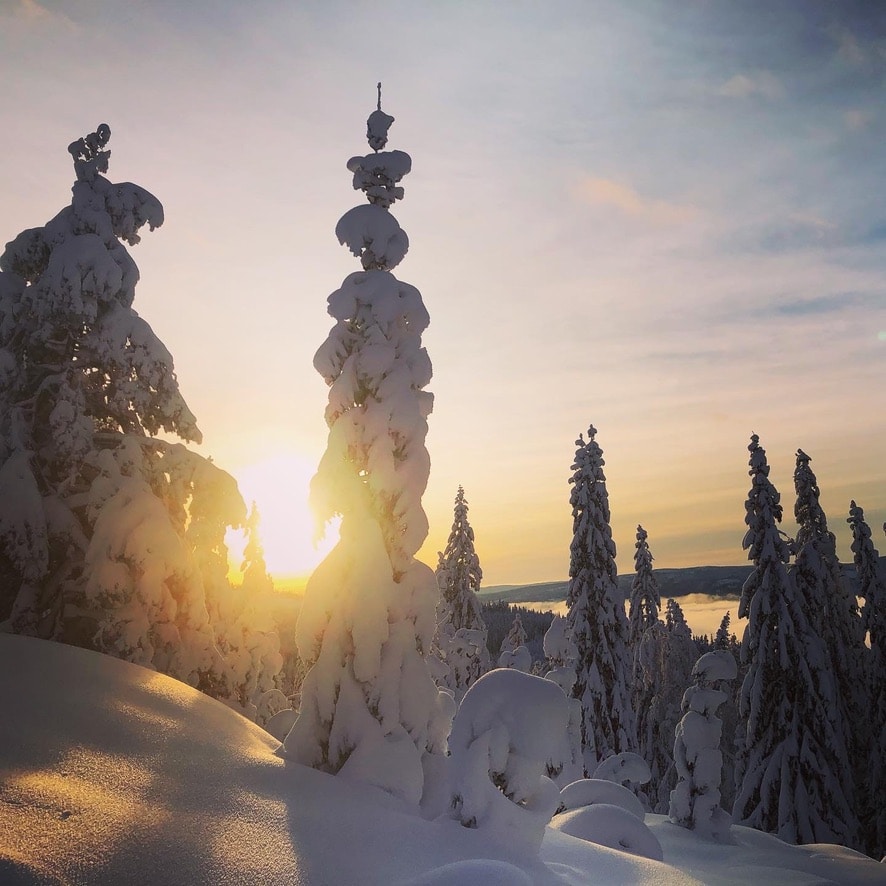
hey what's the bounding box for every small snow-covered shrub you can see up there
[542,616,584,788]
[592,752,651,787]
[448,668,567,853]
[669,648,737,841]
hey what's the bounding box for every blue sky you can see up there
[2,0,884,584]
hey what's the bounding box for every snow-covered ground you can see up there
[1,635,883,886]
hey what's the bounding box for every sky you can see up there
[1,0,884,587]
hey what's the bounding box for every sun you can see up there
[226,451,339,588]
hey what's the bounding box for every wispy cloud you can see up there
[828,25,868,67]
[772,291,883,317]
[725,215,840,254]
[9,0,51,21]
[2,0,75,29]
[718,70,784,100]
[575,176,696,225]
[724,214,886,255]
[844,108,875,131]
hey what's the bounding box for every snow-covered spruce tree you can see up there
[735,435,858,846]
[628,524,660,677]
[432,485,489,699]
[636,608,698,813]
[0,125,262,692]
[792,450,865,801]
[665,597,691,639]
[628,525,661,809]
[565,425,636,772]
[498,611,531,671]
[669,649,738,841]
[848,501,886,858]
[283,93,452,804]
[500,611,528,654]
[714,612,732,649]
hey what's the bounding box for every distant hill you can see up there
[479,563,862,606]
[479,566,751,606]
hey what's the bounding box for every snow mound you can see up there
[559,778,646,819]
[550,804,664,861]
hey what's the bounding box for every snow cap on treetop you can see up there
[337,85,412,267]
[367,82,395,151]
[68,124,111,182]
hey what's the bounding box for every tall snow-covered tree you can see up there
[628,525,666,810]
[433,486,489,699]
[847,500,886,858]
[735,435,858,847]
[0,125,264,694]
[283,92,452,804]
[628,524,660,676]
[565,425,636,772]
[792,450,865,793]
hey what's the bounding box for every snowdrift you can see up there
[1,635,883,885]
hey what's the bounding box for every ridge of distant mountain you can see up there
[479,565,752,606]
[479,563,863,606]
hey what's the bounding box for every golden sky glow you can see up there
[226,452,339,583]
[1,1,883,587]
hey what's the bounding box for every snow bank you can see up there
[2,635,883,885]
[558,778,646,820]
[550,804,664,861]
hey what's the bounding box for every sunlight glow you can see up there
[227,452,339,585]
